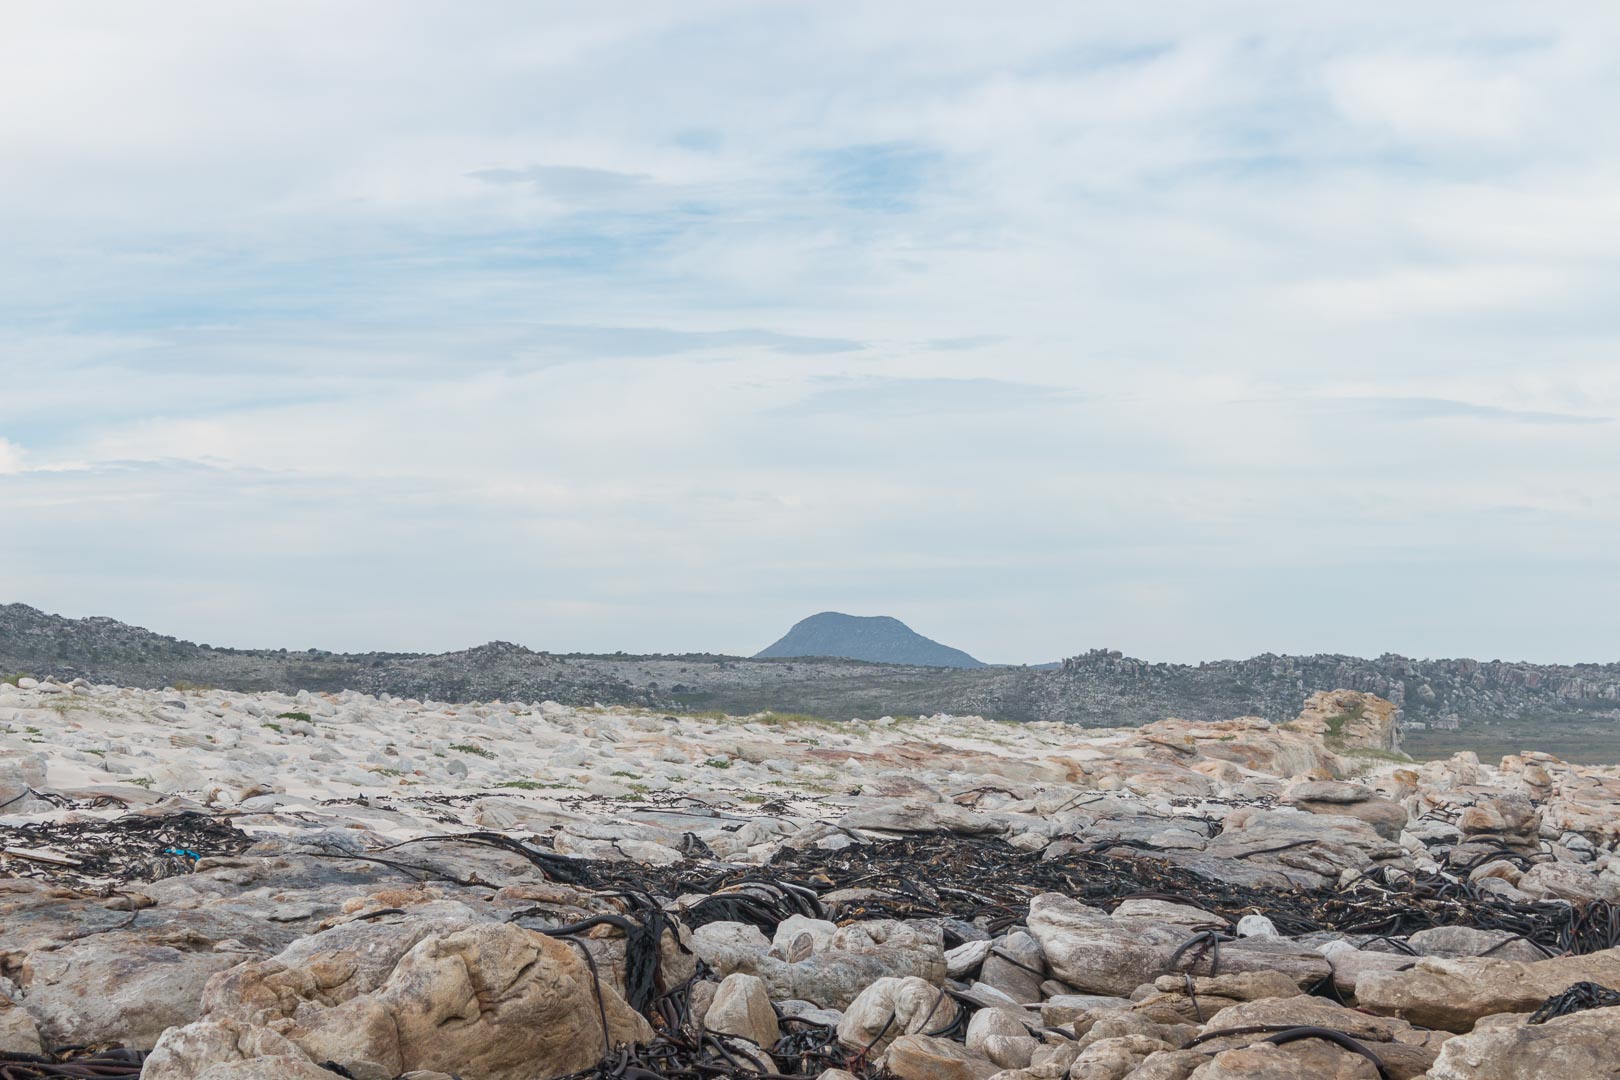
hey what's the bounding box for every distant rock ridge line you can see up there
[3,602,1619,731]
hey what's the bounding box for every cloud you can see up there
[1330,397,1612,426]
[2,2,1619,664]
[777,376,1077,418]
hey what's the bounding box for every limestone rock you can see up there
[836,976,957,1055]
[202,923,650,1079]
[1423,1006,1620,1079]
[142,1018,318,1080]
[18,937,248,1049]
[1187,1038,1381,1078]
[1282,689,1401,755]
[0,991,42,1054]
[1355,948,1620,1032]
[884,1033,999,1080]
[704,973,780,1048]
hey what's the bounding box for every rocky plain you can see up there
[4,678,1620,1079]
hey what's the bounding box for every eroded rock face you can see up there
[9,681,1620,1077]
[198,923,651,1080]
[18,939,248,1050]
[1356,949,1620,1032]
[1423,1006,1620,1079]
[1283,689,1401,755]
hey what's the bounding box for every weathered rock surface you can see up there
[1423,1006,1620,1079]
[1356,949,1620,1031]
[4,680,1620,1078]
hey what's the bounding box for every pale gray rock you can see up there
[836,976,958,1055]
[1407,925,1548,963]
[18,937,249,1049]
[702,920,945,1009]
[980,930,1045,1004]
[1517,861,1620,903]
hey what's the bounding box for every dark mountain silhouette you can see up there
[753,612,985,669]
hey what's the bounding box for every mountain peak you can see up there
[753,611,984,669]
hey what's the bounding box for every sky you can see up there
[3,1,1619,665]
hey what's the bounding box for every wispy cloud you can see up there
[1331,396,1612,426]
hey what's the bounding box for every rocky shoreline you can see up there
[4,680,1620,1078]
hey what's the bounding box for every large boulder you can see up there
[1423,1005,1620,1079]
[1283,781,1409,840]
[836,976,958,1055]
[704,973,779,1048]
[1201,808,1408,889]
[17,937,248,1049]
[1356,948,1620,1032]
[196,923,650,1079]
[883,1033,998,1080]
[1025,894,1329,997]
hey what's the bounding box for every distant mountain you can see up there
[754,612,985,669]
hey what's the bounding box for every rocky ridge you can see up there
[4,679,1620,1078]
[6,603,1620,735]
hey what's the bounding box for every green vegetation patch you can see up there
[450,743,496,759]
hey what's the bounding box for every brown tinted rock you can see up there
[704,973,779,1047]
[1290,796,1409,840]
[1424,1006,1620,1079]
[142,1019,317,1080]
[1356,948,1620,1032]
[1127,1049,1211,1079]
[1070,1033,1174,1078]
[204,923,650,1080]
[0,992,42,1054]
[1282,690,1401,755]
[883,1034,998,1080]
[1188,1038,1380,1079]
